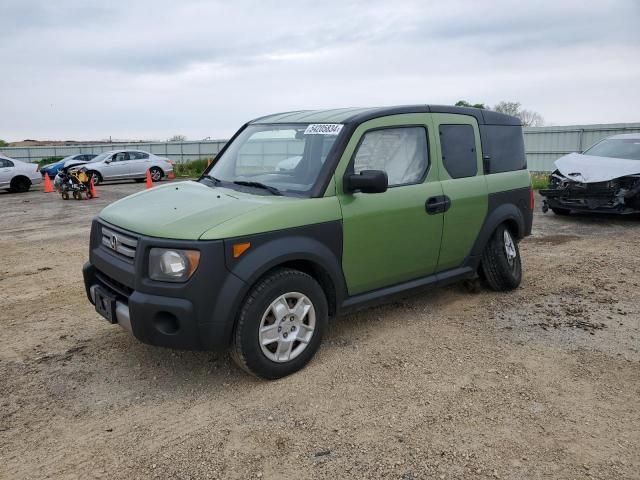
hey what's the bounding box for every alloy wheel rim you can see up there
[151,170,162,181]
[503,230,517,266]
[258,292,316,363]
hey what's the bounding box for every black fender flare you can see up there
[226,234,345,299]
[468,203,525,259]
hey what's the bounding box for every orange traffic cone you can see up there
[145,169,153,189]
[89,179,98,198]
[43,174,54,193]
[207,158,212,167]
[168,170,175,180]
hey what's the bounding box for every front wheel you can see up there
[231,268,328,379]
[88,171,102,186]
[480,224,522,291]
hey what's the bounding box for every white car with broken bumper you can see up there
[540,134,640,215]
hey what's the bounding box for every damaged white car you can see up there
[540,133,640,215]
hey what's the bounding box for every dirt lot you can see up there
[1,182,639,480]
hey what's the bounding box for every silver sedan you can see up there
[64,150,173,185]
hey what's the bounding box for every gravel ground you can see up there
[1,182,639,480]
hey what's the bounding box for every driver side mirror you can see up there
[105,158,112,163]
[345,170,388,194]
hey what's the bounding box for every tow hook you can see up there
[541,200,549,213]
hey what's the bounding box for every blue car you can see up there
[41,154,97,178]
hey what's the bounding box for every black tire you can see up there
[88,171,102,186]
[480,224,522,291]
[9,176,31,193]
[231,268,328,380]
[551,207,571,216]
[149,167,163,182]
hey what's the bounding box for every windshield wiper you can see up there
[200,174,222,185]
[233,180,282,196]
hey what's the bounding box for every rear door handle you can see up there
[426,195,451,215]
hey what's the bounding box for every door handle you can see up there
[425,195,451,215]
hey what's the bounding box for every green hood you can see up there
[99,181,271,240]
[99,181,343,240]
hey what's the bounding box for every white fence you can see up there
[0,140,227,164]
[2,122,639,172]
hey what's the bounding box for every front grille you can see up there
[101,226,138,262]
[95,269,134,298]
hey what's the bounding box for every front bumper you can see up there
[83,220,249,350]
[540,188,640,214]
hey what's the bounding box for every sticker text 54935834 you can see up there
[304,124,344,135]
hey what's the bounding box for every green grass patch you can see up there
[531,172,549,190]
[173,158,213,177]
[38,156,64,168]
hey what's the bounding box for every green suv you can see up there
[83,105,533,379]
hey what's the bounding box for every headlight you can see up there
[148,248,200,282]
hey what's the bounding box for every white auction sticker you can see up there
[304,124,344,135]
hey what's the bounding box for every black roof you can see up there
[346,105,521,126]
[252,105,521,126]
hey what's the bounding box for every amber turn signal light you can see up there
[233,242,251,258]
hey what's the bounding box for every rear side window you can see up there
[439,124,477,179]
[480,125,526,173]
[0,159,14,168]
[353,127,429,186]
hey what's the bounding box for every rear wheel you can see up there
[88,171,102,186]
[480,224,522,291]
[551,207,571,216]
[9,176,31,193]
[231,268,328,379]
[149,167,163,182]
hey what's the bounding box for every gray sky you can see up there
[1,0,639,141]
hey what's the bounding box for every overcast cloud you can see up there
[1,0,639,141]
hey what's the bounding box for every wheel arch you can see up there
[87,169,102,181]
[468,203,526,259]
[11,174,31,184]
[225,234,346,318]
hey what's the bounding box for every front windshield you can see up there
[207,124,340,196]
[88,152,112,163]
[583,139,640,161]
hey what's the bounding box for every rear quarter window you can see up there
[480,125,526,173]
[439,124,477,179]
